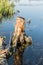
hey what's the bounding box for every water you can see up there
[0,0,43,65]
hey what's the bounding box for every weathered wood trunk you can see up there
[11,17,32,65]
[14,35,32,65]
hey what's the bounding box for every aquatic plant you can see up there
[0,0,14,19]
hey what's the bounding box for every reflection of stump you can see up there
[11,17,32,65]
[12,33,32,65]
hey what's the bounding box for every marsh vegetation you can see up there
[0,0,14,20]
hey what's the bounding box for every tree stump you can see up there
[11,17,32,65]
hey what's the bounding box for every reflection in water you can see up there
[36,58,43,65]
[15,0,43,6]
[14,0,20,3]
[0,20,2,24]
[0,0,43,65]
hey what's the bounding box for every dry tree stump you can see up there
[11,17,32,65]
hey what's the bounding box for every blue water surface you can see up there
[0,0,43,65]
